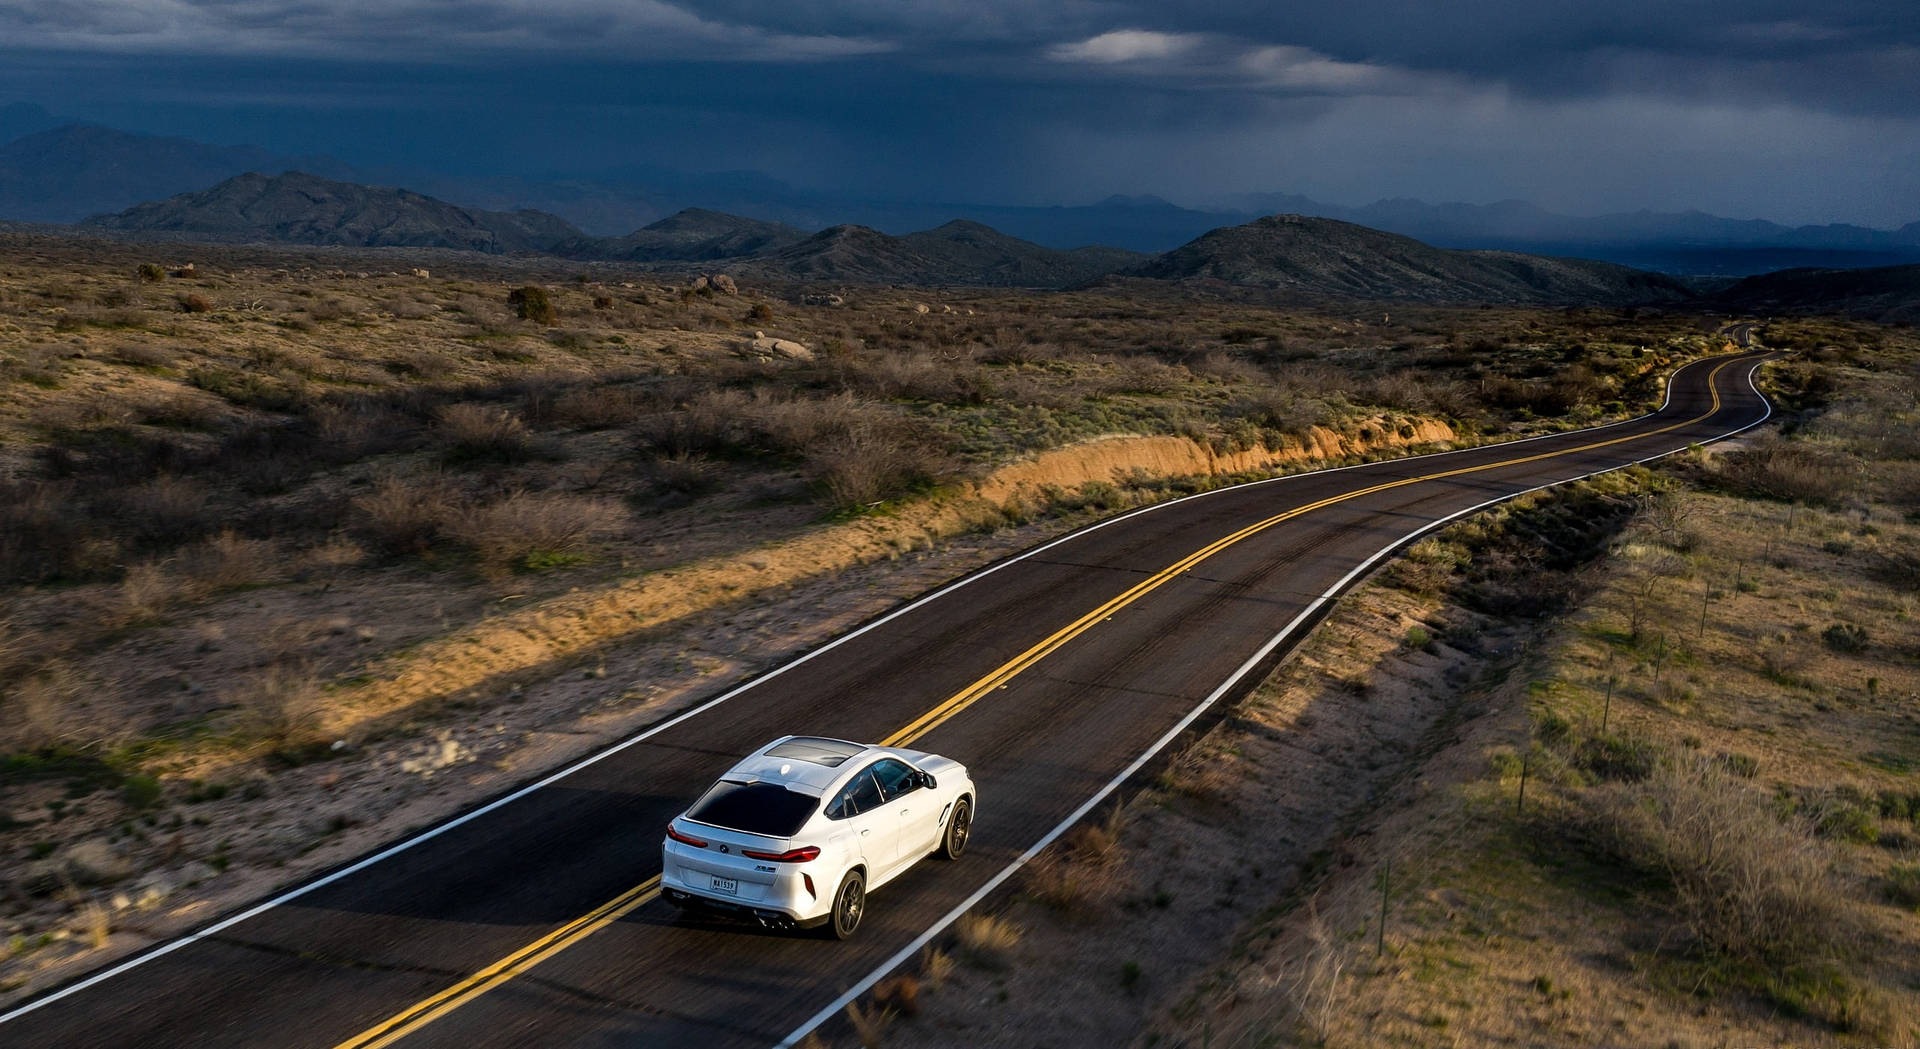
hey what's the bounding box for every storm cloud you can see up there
[0,0,1914,224]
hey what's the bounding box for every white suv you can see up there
[661,736,975,938]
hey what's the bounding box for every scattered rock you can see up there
[176,860,219,888]
[689,275,710,292]
[411,268,431,279]
[400,735,471,776]
[64,839,133,886]
[14,859,63,896]
[941,304,955,314]
[170,263,195,278]
[912,302,930,314]
[709,274,738,295]
[745,335,814,362]
[801,293,845,307]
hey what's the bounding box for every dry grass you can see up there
[844,999,895,1049]
[952,912,1021,967]
[918,946,954,990]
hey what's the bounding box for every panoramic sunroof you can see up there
[765,737,866,767]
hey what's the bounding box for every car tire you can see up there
[937,797,972,860]
[826,869,866,940]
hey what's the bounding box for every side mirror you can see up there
[920,771,938,790]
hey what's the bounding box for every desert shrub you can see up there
[435,403,532,464]
[135,393,226,431]
[122,773,163,810]
[507,285,556,325]
[136,263,166,282]
[177,293,212,314]
[110,343,173,369]
[187,366,305,412]
[350,475,460,556]
[1573,732,1659,782]
[0,481,114,583]
[92,561,193,629]
[1886,864,1920,910]
[1822,622,1869,654]
[227,663,324,751]
[808,419,949,513]
[1717,437,1858,505]
[1584,753,1844,962]
[549,385,647,430]
[113,475,214,547]
[182,530,280,590]
[309,401,415,463]
[1815,800,1880,845]
[441,491,622,574]
[642,456,721,502]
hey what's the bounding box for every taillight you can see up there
[667,825,709,848]
[740,845,821,863]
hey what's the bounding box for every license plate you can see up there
[710,875,739,895]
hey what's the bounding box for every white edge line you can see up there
[0,352,1757,1027]
[771,354,1775,1049]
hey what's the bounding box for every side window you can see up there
[871,759,921,803]
[826,768,883,819]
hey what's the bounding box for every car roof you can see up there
[723,737,932,797]
[724,736,872,795]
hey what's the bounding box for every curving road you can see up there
[0,351,1775,1049]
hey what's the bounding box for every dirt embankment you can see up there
[319,418,1457,743]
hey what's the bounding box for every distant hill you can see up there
[580,208,808,262]
[81,171,585,254]
[730,220,1145,287]
[0,124,352,224]
[1130,214,1695,305]
[1708,264,1920,321]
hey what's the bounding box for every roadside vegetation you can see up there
[0,232,1747,1000]
[868,320,1920,1049]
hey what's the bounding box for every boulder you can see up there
[801,293,845,307]
[912,303,930,314]
[64,838,133,886]
[747,335,814,362]
[410,268,430,279]
[709,274,738,295]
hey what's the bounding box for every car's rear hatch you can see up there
[671,819,800,905]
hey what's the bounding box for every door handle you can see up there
[861,829,870,836]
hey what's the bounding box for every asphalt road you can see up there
[0,351,1775,1049]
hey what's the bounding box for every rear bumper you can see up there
[660,841,829,924]
[661,885,831,929]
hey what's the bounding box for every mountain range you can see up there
[4,120,1919,276]
[1131,214,1695,305]
[64,170,1759,307]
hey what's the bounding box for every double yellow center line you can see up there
[333,356,1742,1048]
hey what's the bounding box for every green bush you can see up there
[1822,623,1869,654]
[122,773,163,810]
[1575,732,1657,782]
[137,263,166,282]
[1816,802,1879,845]
[507,285,556,325]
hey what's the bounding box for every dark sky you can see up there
[1,1,1916,225]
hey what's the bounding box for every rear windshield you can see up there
[686,780,819,837]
